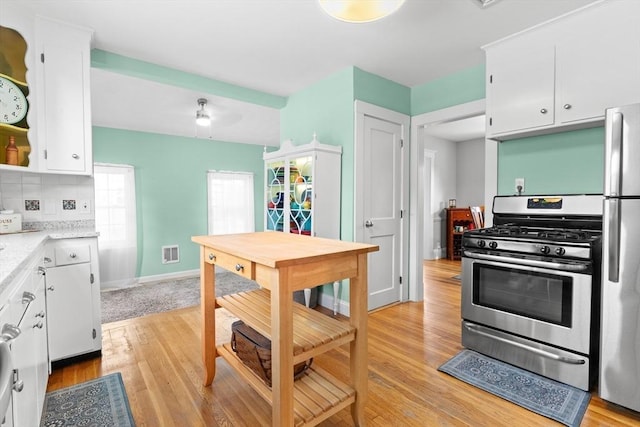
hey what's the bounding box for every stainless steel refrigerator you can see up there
[601,102,640,411]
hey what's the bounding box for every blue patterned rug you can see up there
[438,350,590,427]
[40,372,135,427]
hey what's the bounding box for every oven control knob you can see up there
[540,245,551,254]
[488,241,498,250]
[555,247,566,256]
[477,240,486,248]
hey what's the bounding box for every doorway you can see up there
[408,99,494,302]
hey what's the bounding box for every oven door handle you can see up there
[463,250,589,272]
[464,323,587,365]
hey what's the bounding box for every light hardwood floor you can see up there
[48,259,640,426]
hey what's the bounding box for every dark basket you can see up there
[231,320,312,387]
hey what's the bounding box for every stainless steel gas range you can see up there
[461,194,602,391]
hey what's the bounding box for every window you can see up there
[94,163,137,288]
[207,171,255,235]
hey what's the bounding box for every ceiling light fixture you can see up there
[318,0,405,23]
[195,98,210,126]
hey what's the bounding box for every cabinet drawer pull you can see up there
[72,154,80,159]
[47,285,55,292]
[209,253,216,261]
[38,266,46,276]
[235,264,244,272]
[69,252,77,259]
[22,291,36,304]
[563,103,572,110]
[0,324,20,342]
[540,108,548,114]
[34,321,44,329]
[36,311,45,318]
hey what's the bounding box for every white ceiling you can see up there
[9,0,599,145]
[424,114,487,142]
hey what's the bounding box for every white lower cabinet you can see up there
[44,237,101,362]
[1,247,47,427]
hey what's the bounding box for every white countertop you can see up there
[0,228,99,296]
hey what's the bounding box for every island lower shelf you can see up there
[216,288,356,362]
[218,343,356,426]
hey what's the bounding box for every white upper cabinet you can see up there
[485,0,640,140]
[485,29,555,135]
[35,17,93,175]
[0,8,93,174]
[555,1,640,125]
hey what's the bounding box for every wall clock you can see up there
[0,75,28,126]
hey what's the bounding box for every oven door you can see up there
[461,250,593,354]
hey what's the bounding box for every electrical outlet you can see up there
[78,199,91,213]
[515,178,525,194]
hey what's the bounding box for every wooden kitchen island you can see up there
[191,232,378,426]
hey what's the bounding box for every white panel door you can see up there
[362,115,402,310]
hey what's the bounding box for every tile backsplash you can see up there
[0,170,95,226]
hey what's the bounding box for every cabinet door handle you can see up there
[13,378,23,393]
[47,285,55,292]
[235,264,244,272]
[44,257,52,263]
[33,321,44,329]
[208,253,216,261]
[563,104,572,110]
[38,266,46,276]
[72,154,80,159]
[540,108,548,114]
[365,220,374,228]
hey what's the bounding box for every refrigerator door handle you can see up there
[607,198,621,283]
[606,112,623,196]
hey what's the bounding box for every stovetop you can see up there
[462,195,603,260]
[468,225,601,244]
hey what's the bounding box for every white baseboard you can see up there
[136,269,200,285]
[317,286,350,316]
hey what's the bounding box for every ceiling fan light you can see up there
[196,110,210,126]
[319,0,405,23]
[195,98,211,126]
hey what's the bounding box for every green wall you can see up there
[280,66,411,300]
[497,127,605,195]
[280,67,355,242]
[93,127,264,278]
[411,64,486,115]
[354,67,411,115]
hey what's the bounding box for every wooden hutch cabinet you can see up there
[446,207,476,260]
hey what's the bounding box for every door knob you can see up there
[365,220,374,228]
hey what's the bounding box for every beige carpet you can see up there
[100,272,259,323]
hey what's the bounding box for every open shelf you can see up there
[218,343,356,427]
[216,288,355,363]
